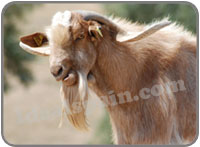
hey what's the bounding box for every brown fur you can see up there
[20,11,197,144]
[88,21,196,144]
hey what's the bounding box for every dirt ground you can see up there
[3,3,106,145]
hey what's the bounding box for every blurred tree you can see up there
[91,3,197,144]
[3,4,36,92]
[104,3,196,33]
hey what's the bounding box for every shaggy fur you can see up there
[19,10,197,145]
[59,71,89,131]
[89,18,196,144]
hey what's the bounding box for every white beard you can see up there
[59,71,89,131]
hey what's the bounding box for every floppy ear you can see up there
[117,21,171,43]
[19,32,50,56]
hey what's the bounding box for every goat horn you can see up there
[74,10,125,36]
[119,21,172,43]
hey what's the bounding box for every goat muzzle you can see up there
[50,64,77,86]
[62,70,77,86]
[50,65,63,78]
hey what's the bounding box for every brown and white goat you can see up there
[19,10,197,144]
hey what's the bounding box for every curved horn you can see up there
[118,21,172,43]
[74,10,125,35]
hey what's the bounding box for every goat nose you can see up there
[50,65,63,78]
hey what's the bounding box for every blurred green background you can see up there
[3,3,196,144]
[4,4,35,92]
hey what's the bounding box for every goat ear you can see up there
[19,32,50,56]
[117,21,171,43]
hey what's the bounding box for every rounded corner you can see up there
[1,1,18,17]
[184,131,199,146]
[181,1,199,17]
[1,131,15,147]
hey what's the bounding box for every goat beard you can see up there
[59,71,89,131]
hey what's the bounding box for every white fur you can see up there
[59,71,89,129]
[51,11,71,27]
[60,71,88,115]
[78,71,88,104]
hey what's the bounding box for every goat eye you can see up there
[77,34,85,40]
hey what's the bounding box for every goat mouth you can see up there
[62,69,77,86]
[87,71,95,83]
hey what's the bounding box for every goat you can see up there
[19,10,197,144]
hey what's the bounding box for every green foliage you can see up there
[104,3,196,33]
[3,4,35,92]
[89,111,113,144]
